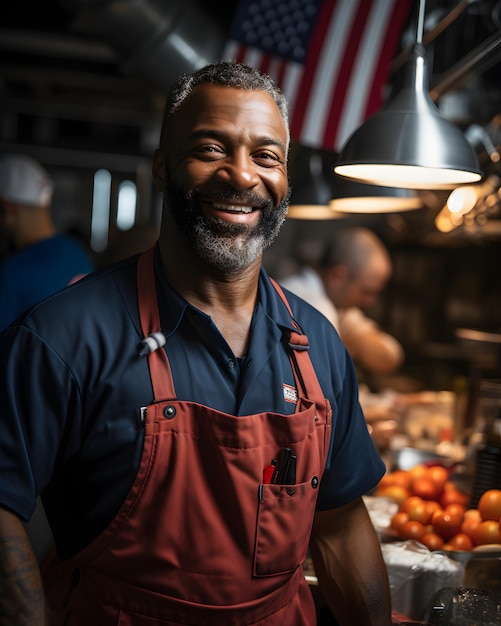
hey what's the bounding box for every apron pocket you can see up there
[253,479,318,577]
[118,609,180,625]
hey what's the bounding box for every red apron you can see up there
[44,247,332,625]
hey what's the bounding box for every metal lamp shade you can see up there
[334,44,483,190]
[288,153,341,219]
[329,175,422,213]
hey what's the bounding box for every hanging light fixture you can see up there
[435,175,500,232]
[288,152,341,220]
[328,175,422,213]
[333,0,482,190]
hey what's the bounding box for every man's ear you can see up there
[152,148,166,192]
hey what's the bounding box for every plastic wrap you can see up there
[382,540,465,621]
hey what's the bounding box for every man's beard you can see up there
[163,180,290,275]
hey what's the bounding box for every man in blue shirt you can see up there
[0,153,94,331]
[0,63,391,626]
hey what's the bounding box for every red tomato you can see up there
[412,477,441,501]
[471,520,501,546]
[431,510,463,540]
[445,503,466,521]
[461,512,482,540]
[379,469,411,490]
[407,501,432,525]
[420,532,444,551]
[399,520,426,541]
[377,485,409,507]
[447,532,474,551]
[400,496,431,525]
[427,465,449,492]
[478,489,501,521]
[425,500,443,518]
[440,488,468,508]
[401,496,426,514]
[388,470,413,490]
[390,511,409,533]
[408,464,428,481]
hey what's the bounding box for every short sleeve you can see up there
[316,352,386,510]
[0,325,80,521]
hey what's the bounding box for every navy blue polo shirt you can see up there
[0,248,384,558]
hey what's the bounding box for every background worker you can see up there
[0,153,94,330]
[281,227,404,376]
[0,63,391,626]
[280,227,405,452]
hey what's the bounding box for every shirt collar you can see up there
[257,267,300,335]
[152,245,297,339]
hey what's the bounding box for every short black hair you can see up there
[159,61,289,150]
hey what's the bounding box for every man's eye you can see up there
[196,145,224,157]
[193,144,224,160]
[254,151,281,166]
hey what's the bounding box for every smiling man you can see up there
[0,63,391,626]
[157,82,290,277]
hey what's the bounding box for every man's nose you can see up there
[216,151,260,189]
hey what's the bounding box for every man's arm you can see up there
[0,506,47,625]
[309,497,392,626]
[339,308,404,374]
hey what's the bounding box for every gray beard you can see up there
[164,181,290,275]
[190,218,269,274]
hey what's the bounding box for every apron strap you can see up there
[137,247,176,401]
[136,254,325,408]
[269,278,325,407]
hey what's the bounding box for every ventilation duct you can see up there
[60,0,226,93]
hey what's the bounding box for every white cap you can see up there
[0,153,54,206]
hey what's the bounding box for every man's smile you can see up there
[212,202,255,214]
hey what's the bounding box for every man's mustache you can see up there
[191,184,273,210]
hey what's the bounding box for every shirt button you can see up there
[226,358,236,369]
[311,476,319,489]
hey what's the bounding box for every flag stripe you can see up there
[332,0,397,149]
[289,0,338,143]
[363,0,413,119]
[321,0,374,149]
[222,0,413,152]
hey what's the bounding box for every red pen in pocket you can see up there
[263,459,277,484]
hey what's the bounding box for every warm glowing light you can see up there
[446,187,477,214]
[334,164,482,190]
[287,205,344,220]
[329,196,421,213]
[435,210,457,232]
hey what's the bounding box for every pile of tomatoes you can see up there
[376,464,501,551]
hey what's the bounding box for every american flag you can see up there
[223,0,414,152]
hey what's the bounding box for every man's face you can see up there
[153,84,290,274]
[335,260,391,310]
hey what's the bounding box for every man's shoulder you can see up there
[21,255,139,333]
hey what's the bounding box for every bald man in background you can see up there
[281,227,403,374]
[0,153,94,331]
[280,227,404,452]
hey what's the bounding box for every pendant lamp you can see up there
[329,175,422,214]
[333,0,482,190]
[288,153,340,219]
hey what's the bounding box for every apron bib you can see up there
[44,247,332,625]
